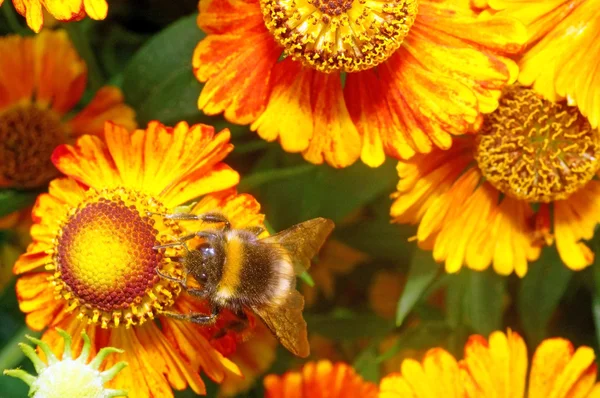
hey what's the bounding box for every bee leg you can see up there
[156,268,185,284]
[159,311,218,325]
[146,211,202,221]
[197,212,231,231]
[213,310,249,339]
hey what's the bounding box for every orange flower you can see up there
[391,85,600,275]
[13,120,269,397]
[219,321,278,397]
[379,330,600,397]
[264,360,378,398]
[486,0,600,129]
[0,30,135,190]
[0,0,109,33]
[193,0,527,168]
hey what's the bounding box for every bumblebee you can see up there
[152,211,334,358]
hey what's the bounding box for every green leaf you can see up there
[518,247,572,345]
[395,250,441,326]
[353,346,380,383]
[305,310,392,341]
[336,218,415,261]
[251,154,398,230]
[0,190,38,218]
[376,321,451,364]
[463,269,506,335]
[122,14,213,126]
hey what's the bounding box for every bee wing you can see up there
[261,217,334,275]
[253,289,310,358]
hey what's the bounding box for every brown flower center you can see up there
[474,86,600,202]
[0,104,66,188]
[260,0,419,73]
[50,188,185,328]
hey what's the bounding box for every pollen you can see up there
[0,104,66,188]
[48,187,185,328]
[474,86,600,203]
[260,0,418,73]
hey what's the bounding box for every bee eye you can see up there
[198,242,215,257]
[199,273,208,283]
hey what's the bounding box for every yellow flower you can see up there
[0,0,109,33]
[4,328,127,398]
[0,30,135,190]
[13,120,268,397]
[264,360,378,398]
[391,85,600,275]
[486,0,600,128]
[193,0,526,168]
[379,329,600,397]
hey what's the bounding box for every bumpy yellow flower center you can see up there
[0,104,66,188]
[260,0,418,73]
[474,86,600,202]
[50,188,185,328]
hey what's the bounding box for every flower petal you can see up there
[553,181,600,270]
[0,35,35,111]
[251,59,314,153]
[68,87,137,137]
[302,72,361,168]
[33,30,87,114]
[529,338,597,398]
[194,32,280,124]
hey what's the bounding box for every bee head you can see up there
[184,237,225,289]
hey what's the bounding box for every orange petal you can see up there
[529,338,597,398]
[194,32,280,125]
[192,191,265,231]
[251,59,315,153]
[380,49,477,156]
[68,86,137,137]
[83,0,108,20]
[197,0,265,35]
[13,0,44,33]
[102,121,236,205]
[52,135,121,189]
[42,0,83,22]
[0,35,35,111]
[460,330,528,398]
[264,361,377,398]
[161,315,241,384]
[33,30,87,113]
[15,273,65,330]
[135,321,207,395]
[553,181,600,271]
[345,70,394,166]
[102,327,175,398]
[379,349,464,398]
[220,321,278,397]
[302,72,361,168]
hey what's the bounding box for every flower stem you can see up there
[65,21,104,93]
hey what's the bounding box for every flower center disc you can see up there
[0,104,66,188]
[474,86,600,203]
[52,188,183,328]
[260,0,419,73]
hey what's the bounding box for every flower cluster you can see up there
[1,0,600,396]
